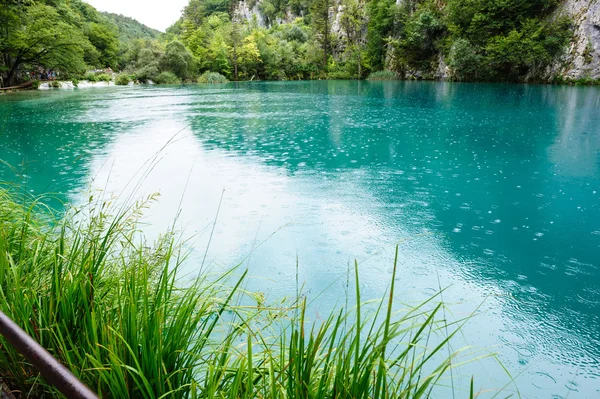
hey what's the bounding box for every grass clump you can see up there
[155,71,181,84]
[198,71,229,84]
[115,73,133,85]
[0,187,490,398]
[367,70,400,81]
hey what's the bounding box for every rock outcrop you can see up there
[233,0,268,27]
[549,0,600,79]
[235,0,600,81]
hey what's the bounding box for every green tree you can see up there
[85,22,119,68]
[392,6,444,71]
[366,0,396,71]
[310,0,332,72]
[447,38,483,80]
[231,21,242,80]
[128,41,164,82]
[160,40,195,79]
[340,0,368,78]
[485,18,571,81]
[447,0,559,45]
[0,2,88,86]
[237,32,262,79]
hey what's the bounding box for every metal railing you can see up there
[0,310,98,399]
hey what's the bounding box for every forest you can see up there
[0,0,577,85]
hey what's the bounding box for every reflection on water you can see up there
[1,81,599,397]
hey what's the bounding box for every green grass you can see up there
[0,187,493,398]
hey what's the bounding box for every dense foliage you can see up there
[0,0,576,86]
[156,0,572,82]
[0,0,120,86]
[102,12,161,42]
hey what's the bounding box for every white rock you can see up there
[548,0,600,79]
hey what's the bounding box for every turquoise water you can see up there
[1,81,599,397]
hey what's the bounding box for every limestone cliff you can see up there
[232,0,600,81]
[233,1,268,27]
[549,0,600,79]
[233,0,301,27]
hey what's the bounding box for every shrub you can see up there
[367,70,400,80]
[84,72,98,82]
[154,71,181,84]
[281,24,308,43]
[31,80,40,89]
[96,73,112,82]
[51,80,60,88]
[198,71,229,84]
[448,38,483,81]
[552,75,600,86]
[115,73,132,85]
[327,70,354,80]
[71,78,79,87]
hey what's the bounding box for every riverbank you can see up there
[0,187,483,398]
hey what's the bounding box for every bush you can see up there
[84,72,98,82]
[96,73,112,82]
[448,38,483,81]
[198,71,228,84]
[115,73,132,85]
[71,78,79,87]
[51,80,60,88]
[551,75,600,86]
[31,80,40,89]
[367,70,400,80]
[327,70,354,80]
[281,24,308,43]
[154,71,181,84]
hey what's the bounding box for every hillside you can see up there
[163,0,599,83]
[0,0,122,86]
[2,0,598,85]
[102,12,162,41]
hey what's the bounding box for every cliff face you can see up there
[233,0,600,81]
[234,1,268,27]
[549,0,600,79]
[233,0,300,27]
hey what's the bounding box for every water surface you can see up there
[1,81,599,397]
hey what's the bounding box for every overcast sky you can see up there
[85,0,188,31]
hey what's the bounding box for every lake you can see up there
[1,81,599,397]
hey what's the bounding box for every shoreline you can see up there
[2,77,600,94]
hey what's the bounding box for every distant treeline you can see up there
[0,0,574,86]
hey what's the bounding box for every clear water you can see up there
[1,81,599,397]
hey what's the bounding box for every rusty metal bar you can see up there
[0,310,98,399]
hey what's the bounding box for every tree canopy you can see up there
[0,0,575,86]
[0,0,120,85]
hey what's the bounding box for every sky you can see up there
[84,0,188,32]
